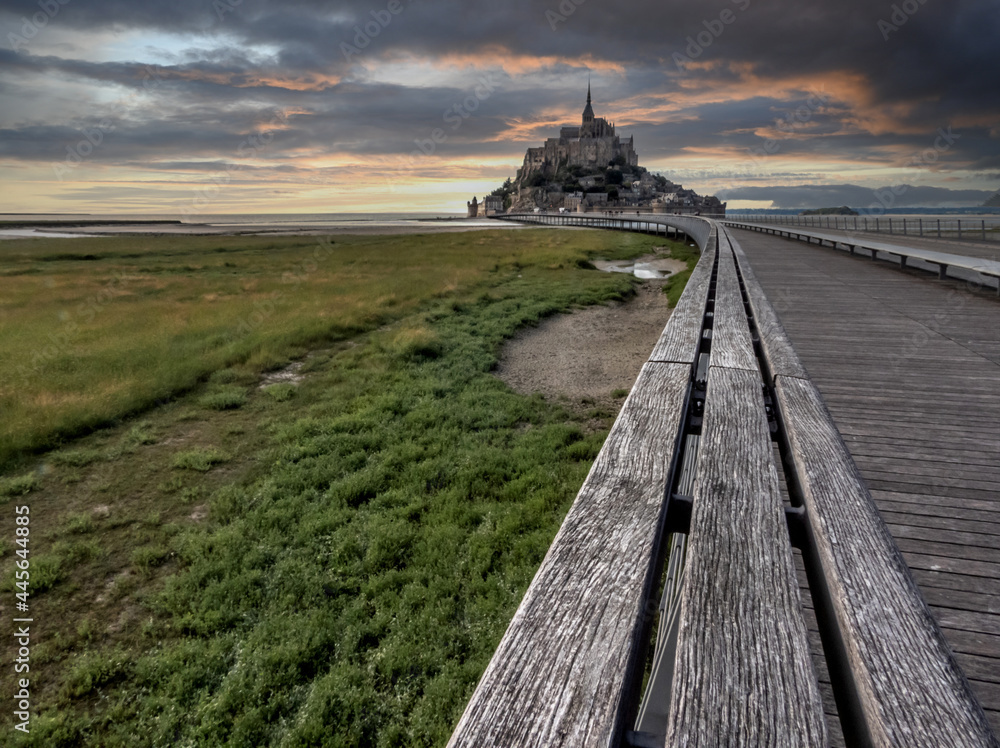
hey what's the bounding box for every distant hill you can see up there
[984,191,1000,208]
[800,206,858,216]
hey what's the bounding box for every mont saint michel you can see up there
[480,84,726,217]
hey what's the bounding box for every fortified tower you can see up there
[514,84,638,187]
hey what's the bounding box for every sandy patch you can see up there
[495,281,672,416]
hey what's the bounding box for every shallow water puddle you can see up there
[592,253,686,279]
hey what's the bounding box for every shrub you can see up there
[172,448,231,472]
[262,384,297,402]
[50,449,104,467]
[198,387,248,410]
[0,472,39,498]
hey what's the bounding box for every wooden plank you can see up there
[708,235,758,372]
[901,551,1000,579]
[877,495,1000,521]
[648,226,716,365]
[911,568,1000,596]
[933,608,1000,637]
[666,366,826,746]
[952,653,1000,684]
[939,628,1000,660]
[727,229,810,381]
[884,517,1000,546]
[920,586,1000,615]
[887,523,1000,552]
[448,362,690,748]
[775,374,998,746]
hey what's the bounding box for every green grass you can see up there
[172,447,232,472]
[198,386,250,410]
[0,228,695,746]
[0,472,39,498]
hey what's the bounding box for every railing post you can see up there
[919,218,923,237]
[958,220,962,240]
[938,219,941,238]
[983,220,987,241]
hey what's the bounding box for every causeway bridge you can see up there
[449,211,1000,746]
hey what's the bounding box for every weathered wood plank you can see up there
[708,235,758,372]
[775,374,998,746]
[666,366,827,747]
[447,362,690,748]
[727,229,810,381]
[649,225,716,364]
[901,551,1000,579]
[887,523,1000,553]
[919,586,1000,615]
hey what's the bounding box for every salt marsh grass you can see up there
[0,227,692,746]
[1,230,646,468]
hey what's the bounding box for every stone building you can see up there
[492,82,725,216]
[482,195,504,215]
[514,83,638,187]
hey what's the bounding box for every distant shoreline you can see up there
[0,216,522,240]
[0,220,185,228]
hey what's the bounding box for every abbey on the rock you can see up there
[514,82,639,186]
[476,84,726,216]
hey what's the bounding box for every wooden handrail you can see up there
[665,231,828,745]
[447,219,716,747]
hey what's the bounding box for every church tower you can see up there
[582,80,594,125]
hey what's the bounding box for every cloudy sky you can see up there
[1,0,998,215]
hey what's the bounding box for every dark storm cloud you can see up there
[1,0,998,203]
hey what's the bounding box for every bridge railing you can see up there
[725,219,1000,295]
[492,210,714,249]
[727,213,1000,243]
[448,217,997,747]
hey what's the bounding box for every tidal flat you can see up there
[0,228,691,746]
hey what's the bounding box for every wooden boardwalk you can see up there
[730,227,1000,733]
[454,213,998,745]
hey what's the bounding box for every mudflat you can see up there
[496,279,672,415]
